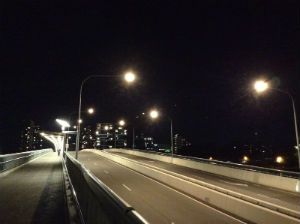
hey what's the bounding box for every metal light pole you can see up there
[275,89,300,169]
[170,118,174,158]
[254,80,300,170]
[132,127,135,149]
[149,109,174,160]
[75,72,136,159]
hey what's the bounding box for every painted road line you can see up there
[122,184,132,191]
[220,180,248,187]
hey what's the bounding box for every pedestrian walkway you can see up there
[0,152,68,224]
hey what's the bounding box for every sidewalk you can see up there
[0,152,68,224]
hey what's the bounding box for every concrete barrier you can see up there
[108,149,300,193]
[0,148,52,173]
[87,149,300,224]
[65,153,148,224]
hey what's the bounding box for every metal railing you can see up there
[0,148,53,173]
[120,148,300,178]
[64,153,148,224]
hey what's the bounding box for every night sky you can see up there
[1,1,299,154]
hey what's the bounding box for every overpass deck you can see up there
[75,151,244,224]
[0,152,68,224]
[110,151,300,213]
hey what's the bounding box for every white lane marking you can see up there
[256,193,281,201]
[219,180,248,187]
[122,184,132,191]
[90,150,246,223]
[171,222,175,224]
[104,170,109,174]
[148,160,156,163]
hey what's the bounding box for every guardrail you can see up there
[121,148,300,178]
[64,153,148,224]
[0,148,53,173]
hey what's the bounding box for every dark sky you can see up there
[1,1,299,153]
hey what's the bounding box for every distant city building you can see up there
[115,127,128,148]
[81,125,94,149]
[95,123,128,149]
[20,120,44,151]
[174,134,191,154]
[95,123,114,149]
[134,133,159,151]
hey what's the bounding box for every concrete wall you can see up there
[109,149,300,193]
[0,148,52,172]
[88,149,300,224]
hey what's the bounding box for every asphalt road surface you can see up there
[76,151,245,224]
[0,152,68,224]
[110,151,300,213]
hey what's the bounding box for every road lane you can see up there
[110,151,300,212]
[77,151,244,224]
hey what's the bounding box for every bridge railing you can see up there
[120,148,300,178]
[64,153,148,224]
[0,148,53,173]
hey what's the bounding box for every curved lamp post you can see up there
[75,72,136,159]
[149,109,174,159]
[254,80,300,170]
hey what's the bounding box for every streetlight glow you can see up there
[119,119,125,126]
[78,119,83,124]
[87,108,94,114]
[252,78,300,170]
[149,109,159,119]
[242,155,249,163]
[56,119,70,128]
[254,80,269,93]
[124,72,136,83]
[276,156,285,164]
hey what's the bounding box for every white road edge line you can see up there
[122,184,132,191]
[219,180,248,187]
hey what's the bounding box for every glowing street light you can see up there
[87,107,95,114]
[56,119,70,131]
[149,109,159,119]
[75,71,137,159]
[149,109,174,160]
[275,156,285,164]
[242,155,249,163]
[124,72,136,83]
[254,80,269,93]
[119,119,126,126]
[253,79,300,170]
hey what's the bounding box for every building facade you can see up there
[20,120,44,151]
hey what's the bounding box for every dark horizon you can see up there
[1,1,299,156]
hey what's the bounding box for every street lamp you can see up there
[254,80,269,93]
[56,119,70,131]
[149,109,159,119]
[124,72,136,83]
[55,119,70,156]
[254,80,300,170]
[119,119,126,126]
[87,107,95,114]
[75,71,136,159]
[149,109,174,160]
